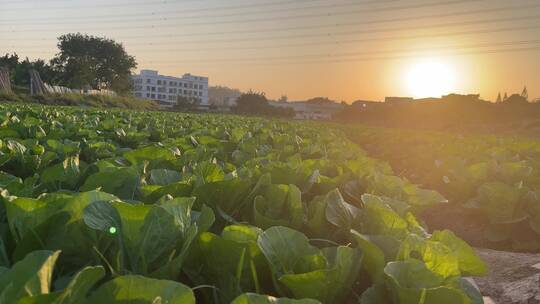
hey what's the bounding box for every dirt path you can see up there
[475,248,540,303]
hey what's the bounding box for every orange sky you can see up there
[2,0,540,102]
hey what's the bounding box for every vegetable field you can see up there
[347,126,540,252]
[0,104,487,303]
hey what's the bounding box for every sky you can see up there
[1,0,540,103]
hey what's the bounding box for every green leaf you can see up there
[430,230,488,276]
[83,201,122,234]
[397,234,461,279]
[351,230,385,283]
[0,250,60,302]
[361,194,409,239]
[53,266,105,304]
[231,293,321,304]
[149,169,182,186]
[279,246,362,303]
[325,189,359,230]
[124,146,176,165]
[257,226,318,276]
[80,167,140,200]
[87,275,195,304]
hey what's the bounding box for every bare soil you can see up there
[474,248,540,304]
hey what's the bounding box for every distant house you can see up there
[269,101,346,120]
[385,97,414,104]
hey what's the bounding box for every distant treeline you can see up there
[335,94,540,134]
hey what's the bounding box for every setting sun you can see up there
[406,59,457,98]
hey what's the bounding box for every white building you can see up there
[132,70,209,107]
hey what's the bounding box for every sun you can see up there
[405,58,457,98]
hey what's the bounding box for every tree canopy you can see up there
[51,33,137,94]
[235,91,294,117]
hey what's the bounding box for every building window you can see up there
[151,94,155,99]
[151,87,156,92]
[157,80,162,85]
[183,83,188,88]
[146,93,150,98]
[146,79,151,84]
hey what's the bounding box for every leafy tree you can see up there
[235,91,294,117]
[504,94,528,104]
[0,53,19,71]
[235,91,269,114]
[0,54,58,90]
[208,85,242,105]
[51,33,137,94]
[174,96,201,111]
[278,95,288,102]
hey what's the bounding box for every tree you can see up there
[503,92,508,101]
[174,96,201,111]
[235,91,294,118]
[235,91,269,114]
[504,94,528,104]
[0,54,58,90]
[496,92,502,103]
[278,95,288,103]
[0,53,19,72]
[208,85,242,105]
[51,33,137,94]
[521,86,529,101]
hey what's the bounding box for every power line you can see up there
[0,0,382,14]
[5,20,540,52]
[10,23,540,57]
[142,45,540,67]
[141,39,540,63]
[5,2,539,45]
[0,0,486,32]
[0,0,255,11]
[0,0,396,25]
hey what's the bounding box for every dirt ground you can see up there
[474,248,540,304]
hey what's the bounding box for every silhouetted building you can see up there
[385,97,414,104]
[269,101,346,120]
[441,94,482,103]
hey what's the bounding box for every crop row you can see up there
[0,105,486,303]
[346,126,540,251]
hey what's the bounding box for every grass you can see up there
[0,91,157,111]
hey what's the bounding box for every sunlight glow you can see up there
[406,59,457,98]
